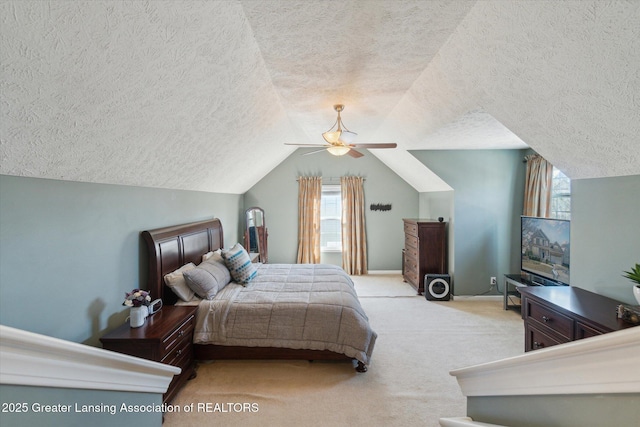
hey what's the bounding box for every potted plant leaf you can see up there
[623,263,640,305]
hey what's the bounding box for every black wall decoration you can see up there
[370,203,392,212]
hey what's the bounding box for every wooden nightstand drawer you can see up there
[161,315,195,358]
[162,333,192,365]
[525,298,573,340]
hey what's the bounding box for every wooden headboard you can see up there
[141,218,224,305]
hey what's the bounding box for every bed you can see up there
[141,218,376,372]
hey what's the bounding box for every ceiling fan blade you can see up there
[302,149,329,156]
[286,105,398,155]
[349,143,397,149]
[285,143,330,147]
[347,149,364,158]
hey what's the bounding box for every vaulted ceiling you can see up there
[1,1,638,194]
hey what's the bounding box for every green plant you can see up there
[622,263,640,286]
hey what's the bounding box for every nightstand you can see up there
[100,305,198,404]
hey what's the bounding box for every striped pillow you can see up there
[221,243,257,285]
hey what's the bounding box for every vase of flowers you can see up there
[622,263,640,306]
[123,289,152,328]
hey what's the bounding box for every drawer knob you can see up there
[176,349,182,356]
[542,316,551,322]
[178,330,185,337]
[533,341,544,349]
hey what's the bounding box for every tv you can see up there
[521,216,570,286]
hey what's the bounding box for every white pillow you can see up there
[163,263,196,301]
[202,249,222,262]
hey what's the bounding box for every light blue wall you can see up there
[468,394,640,427]
[571,175,640,304]
[243,148,419,269]
[3,164,635,351]
[419,190,454,221]
[411,149,527,295]
[0,175,242,346]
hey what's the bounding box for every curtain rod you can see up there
[524,153,542,163]
[296,176,366,182]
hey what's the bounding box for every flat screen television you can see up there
[521,216,570,286]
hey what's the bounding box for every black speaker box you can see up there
[424,274,452,301]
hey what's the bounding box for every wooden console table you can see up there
[519,286,634,352]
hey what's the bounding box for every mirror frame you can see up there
[244,207,268,263]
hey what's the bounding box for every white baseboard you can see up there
[440,417,504,427]
[452,295,502,301]
[363,270,402,275]
[440,417,506,427]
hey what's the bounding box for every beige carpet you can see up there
[164,274,523,427]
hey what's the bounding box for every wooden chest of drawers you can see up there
[402,219,447,294]
[100,305,198,404]
[520,286,634,352]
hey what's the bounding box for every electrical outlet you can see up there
[490,277,497,285]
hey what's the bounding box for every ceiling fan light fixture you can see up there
[322,130,342,144]
[286,104,396,158]
[327,145,351,156]
[322,104,357,144]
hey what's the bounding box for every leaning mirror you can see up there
[244,207,268,263]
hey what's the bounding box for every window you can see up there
[550,167,571,220]
[321,185,341,252]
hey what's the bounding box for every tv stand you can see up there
[519,286,635,351]
[504,273,567,311]
[504,274,536,311]
[530,277,546,287]
[530,276,564,287]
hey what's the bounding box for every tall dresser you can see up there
[402,219,448,294]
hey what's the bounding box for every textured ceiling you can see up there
[1,1,638,194]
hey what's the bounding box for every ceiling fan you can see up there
[285,104,397,158]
